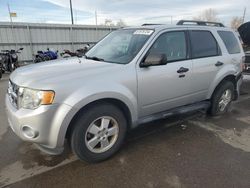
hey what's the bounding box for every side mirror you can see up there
[19,48,24,51]
[141,53,167,67]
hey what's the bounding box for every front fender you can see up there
[56,83,138,148]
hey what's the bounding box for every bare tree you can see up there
[116,19,127,27]
[230,16,243,30]
[104,19,114,26]
[194,8,219,22]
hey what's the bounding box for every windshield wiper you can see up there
[85,55,104,62]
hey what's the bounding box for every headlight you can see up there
[11,54,17,59]
[18,87,55,109]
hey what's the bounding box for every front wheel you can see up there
[70,103,127,163]
[35,57,43,63]
[8,62,15,72]
[209,81,234,116]
[14,62,20,69]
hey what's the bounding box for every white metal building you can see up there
[0,22,118,62]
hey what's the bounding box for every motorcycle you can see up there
[0,56,2,79]
[34,48,58,63]
[61,44,90,58]
[0,47,23,74]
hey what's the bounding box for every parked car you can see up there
[238,22,250,72]
[6,20,244,163]
[244,51,250,72]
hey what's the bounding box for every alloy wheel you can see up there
[85,116,119,153]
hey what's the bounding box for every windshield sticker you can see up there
[134,30,154,35]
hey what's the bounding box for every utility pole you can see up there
[69,0,74,25]
[7,3,13,23]
[7,3,17,49]
[95,10,98,40]
[95,10,98,26]
[242,7,246,23]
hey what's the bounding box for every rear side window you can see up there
[190,30,219,58]
[218,31,241,54]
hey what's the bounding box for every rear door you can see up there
[188,29,223,102]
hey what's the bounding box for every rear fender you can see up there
[206,64,237,99]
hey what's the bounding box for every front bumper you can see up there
[5,94,73,155]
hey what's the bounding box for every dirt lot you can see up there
[0,74,250,188]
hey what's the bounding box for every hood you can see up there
[238,22,250,45]
[10,57,121,89]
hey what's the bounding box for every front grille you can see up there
[8,80,19,109]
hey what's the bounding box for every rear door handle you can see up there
[215,61,224,67]
[177,67,189,73]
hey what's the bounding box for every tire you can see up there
[14,62,20,69]
[35,57,43,63]
[8,62,15,72]
[209,81,234,116]
[70,103,127,163]
[0,70,2,79]
[44,55,50,61]
[62,54,71,58]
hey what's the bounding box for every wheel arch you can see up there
[209,74,237,100]
[64,98,134,141]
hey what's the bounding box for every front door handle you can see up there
[177,67,189,73]
[215,61,224,67]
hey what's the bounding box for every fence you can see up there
[0,22,118,62]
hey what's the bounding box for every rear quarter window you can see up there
[218,31,241,54]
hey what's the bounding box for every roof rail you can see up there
[142,23,163,26]
[177,20,225,27]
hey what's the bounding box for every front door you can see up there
[137,30,193,117]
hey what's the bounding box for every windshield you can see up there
[85,29,154,64]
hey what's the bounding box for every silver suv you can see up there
[6,20,244,162]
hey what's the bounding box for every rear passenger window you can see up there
[190,30,219,58]
[218,31,241,54]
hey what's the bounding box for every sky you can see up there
[0,0,249,26]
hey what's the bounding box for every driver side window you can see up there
[149,31,187,62]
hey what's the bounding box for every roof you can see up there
[124,24,231,32]
[124,20,230,32]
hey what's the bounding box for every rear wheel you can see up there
[70,103,127,163]
[209,81,234,116]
